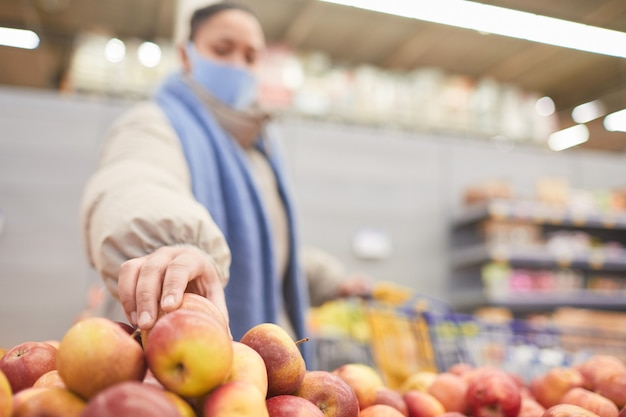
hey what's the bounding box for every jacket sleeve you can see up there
[80,102,231,299]
[301,245,348,307]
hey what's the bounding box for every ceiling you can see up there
[2,0,626,152]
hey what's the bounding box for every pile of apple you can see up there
[1,293,626,417]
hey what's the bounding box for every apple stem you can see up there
[295,337,310,346]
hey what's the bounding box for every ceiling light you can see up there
[603,109,626,133]
[572,100,606,123]
[535,96,555,117]
[319,0,626,58]
[104,38,125,63]
[0,27,40,49]
[137,41,161,68]
[548,124,589,151]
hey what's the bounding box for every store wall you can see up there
[2,87,626,346]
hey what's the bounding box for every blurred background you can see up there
[2,0,626,347]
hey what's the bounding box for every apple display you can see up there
[0,370,11,417]
[427,372,468,413]
[145,308,233,398]
[373,386,408,416]
[530,367,584,409]
[360,404,407,417]
[560,387,619,417]
[331,363,385,410]
[33,370,66,389]
[266,394,325,417]
[240,322,306,398]
[0,341,57,393]
[11,387,85,417]
[294,370,359,417]
[56,317,146,400]
[465,367,521,417]
[542,403,601,417]
[202,380,269,417]
[79,381,180,416]
[226,341,269,397]
[403,390,446,417]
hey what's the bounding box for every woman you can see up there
[80,2,370,365]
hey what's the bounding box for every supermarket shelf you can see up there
[449,288,626,312]
[451,199,626,231]
[450,244,626,272]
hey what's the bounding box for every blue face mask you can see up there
[186,43,257,110]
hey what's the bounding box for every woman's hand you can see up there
[117,245,228,330]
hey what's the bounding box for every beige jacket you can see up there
[80,102,231,305]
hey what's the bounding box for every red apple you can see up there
[203,380,269,417]
[465,367,521,417]
[33,370,66,389]
[79,381,180,416]
[360,404,407,417]
[519,396,546,417]
[593,369,626,408]
[226,341,269,397]
[0,369,11,417]
[0,341,57,393]
[542,403,600,417]
[427,372,468,413]
[294,370,359,417]
[145,309,233,398]
[530,367,584,409]
[440,413,469,417]
[374,387,408,416]
[266,395,325,417]
[56,317,146,400]
[240,323,307,398]
[574,355,626,390]
[403,390,446,417]
[561,387,619,417]
[332,363,385,410]
[11,387,45,412]
[11,387,85,417]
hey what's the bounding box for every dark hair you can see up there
[189,2,258,41]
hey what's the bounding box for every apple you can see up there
[332,363,385,410]
[592,369,626,408]
[162,390,197,417]
[0,369,11,417]
[240,322,306,398]
[141,292,230,347]
[294,370,359,417]
[202,380,269,417]
[266,395,325,417]
[560,387,619,417]
[465,367,521,417]
[374,387,408,416]
[542,403,600,417]
[226,341,269,397]
[0,349,5,360]
[0,341,57,393]
[400,371,438,394]
[11,387,45,412]
[519,396,546,417]
[33,370,66,389]
[360,404,407,417]
[145,308,233,398]
[56,317,147,400]
[403,390,446,417]
[574,355,626,390]
[530,367,584,409]
[142,369,164,389]
[427,372,468,413]
[440,413,469,417]
[79,381,180,416]
[42,340,60,350]
[11,387,85,417]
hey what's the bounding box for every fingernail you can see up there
[138,311,152,328]
[162,295,175,308]
[130,311,137,325]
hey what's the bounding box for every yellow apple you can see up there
[56,317,147,400]
[163,390,197,417]
[203,381,269,417]
[0,369,11,417]
[226,341,269,397]
[145,309,233,398]
[33,369,66,389]
[11,387,85,417]
[400,371,438,394]
[240,323,306,398]
[331,363,385,410]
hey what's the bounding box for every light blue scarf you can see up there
[154,71,312,364]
